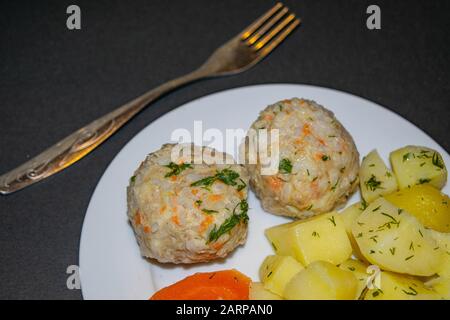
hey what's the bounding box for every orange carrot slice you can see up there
[150,269,251,300]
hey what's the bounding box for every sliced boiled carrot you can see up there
[150,269,251,300]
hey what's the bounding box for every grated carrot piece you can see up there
[171,215,180,226]
[208,194,223,202]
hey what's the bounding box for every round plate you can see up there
[79,84,450,300]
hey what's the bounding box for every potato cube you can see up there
[339,202,367,262]
[390,146,447,189]
[352,198,445,276]
[266,212,352,266]
[338,259,370,299]
[360,149,398,202]
[284,261,358,300]
[427,230,450,278]
[385,185,450,232]
[365,271,442,300]
[249,282,283,300]
[259,255,304,296]
[264,221,293,256]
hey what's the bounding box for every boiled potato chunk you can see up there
[265,212,352,266]
[338,259,370,299]
[390,146,447,189]
[249,282,283,300]
[385,185,450,232]
[264,221,292,256]
[365,271,442,300]
[427,230,450,278]
[425,277,450,299]
[259,255,304,296]
[352,197,445,276]
[340,202,365,232]
[360,149,398,202]
[339,202,367,262]
[284,261,358,300]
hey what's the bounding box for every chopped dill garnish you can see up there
[328,215,337,226]
[418,178,431,185]
[164,162,192,177]
[331,179,340,191]
[365,174,383,191]
[312,231,320,237]
[403,153,413,162]
[202,209,218,214]
[402,286,418,296]
[279,158,293,174]
[207,199,249,243]
[360,199,368,211]
[432,152,444,169]
[195,200,203,206]
[405,255,414,261]
[191,168,243,191]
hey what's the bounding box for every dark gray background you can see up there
[0,0,448,299]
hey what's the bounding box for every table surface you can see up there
[0,0,449,299]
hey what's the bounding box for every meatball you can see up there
[245,98,359,219]
[127,143,249,264]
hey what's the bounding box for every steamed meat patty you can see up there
[127,143,249,264]
[246,98,359,219]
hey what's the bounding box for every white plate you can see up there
[79,84,450,300]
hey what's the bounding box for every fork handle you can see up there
[0,69,207,195]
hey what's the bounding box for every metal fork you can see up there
[0,2,300,194]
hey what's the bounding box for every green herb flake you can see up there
[321,155,330,161]
[389,247,396,255]
[365,174,383,191]
[403,153,413,162]
[432,152,444,169]
[402,286,418,296]
[191,168,243,191]
[207,199,249,243]
[130,175,136,183]
[164,162,193,178]
[360,199,368,211]
[279,158,293,174]
[331,179,340,191]
[312,231,320,238]
[372,205,381,212]
[417,178,431,185]
[202,209,218,214]
[195,200,203,207]
[328,215,337,227]
[405,255,414,261]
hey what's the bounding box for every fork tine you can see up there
[253,14,298,50]
[241,2,283,40]
[246,6,289,45]
[259,18,301,56]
